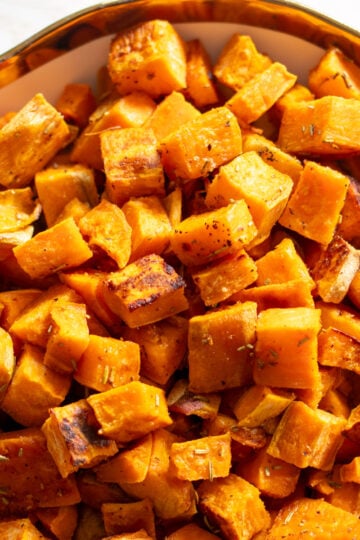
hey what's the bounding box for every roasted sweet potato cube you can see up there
[121,316,187,385]
[0,187,41,233]
[277,95,360,155]
[44,300,90,374]
[308,46,360,99]
[170,433,232,481]
[191,250,258,306]
[42,399,118,478]
[205,151,293,243]
[237,441,300,499]
[266,497,360,539]
[255,237,315,289]
[226,62,297,125]
[343,404,360,443]
[0,427,80,516]
[144,91,200,142]
[188,301,257,393]
[118,428,196,521]
[336,177,360,247]
[101,254,188,328]
[55,82,96,128]
[0,93,70,188]
[167,379,221,420]
[101,127,165,206]
[96,433,152,484]
[74,334,140,392]
[122,195,172,262]
[213,33,271,90]
[311,234,360,303]
[35,505,78,540]
[13,217,93,279]
[273,82,315,118]
[279,160,349,245]
[233,385,295,428]
[235,278,315,310]
[185,39,219,109]
[0,518,46,538]
[87,380,172,443]
[253,307,321,389]
[101,499,156,537]
[79,199,132,269]
[339,456,360,483]
[1,343,71,427]
[267,400,346,470]
[108,19,187,98]
[317,299,360,341]
[197,473,271,540]
[170,200,257,267]
[0,326,15,401]
[242,132,303,186]
[35,164,99,227]
[9,283,82,348]
[160,106,242,183]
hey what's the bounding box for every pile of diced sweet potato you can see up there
[1,17,360,540]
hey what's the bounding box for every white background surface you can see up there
[0,0,359,54]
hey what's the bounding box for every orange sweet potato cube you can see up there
[279,160,350,245]
[191,250,258,306]
[277,95,360,156]
[167,379,221,420]
[226,61,297,125]
[35,163,99,227]
[311,234,360,303]
[35,506,78,540]
[144,91,200,142]
[235,278,315,310]
[253,307,321,389]
[318,326,360,375]
[0,187,41,234]
[96,433,152,484]
[0,518,47,538]
[213,33,271,90]
[0,427,80,516]
[101,127,165,206]
[167,523,220,540]
[108,19,187,98]
[197,473,271,539]
[188,301,257,393]
[44,300,90,374]
[87,380,172,443]
[205,151,293,243]
[121,316,188,385]
[101,254,189,328]
[42,399,118,478]
[13,217,93,279]
[118,428,196,521]
[317,300,360,341]
[9,283,82,348]
[337,177,360,247]
[0,93,70,188]
[237,441,300,499]
[56,82,96,128]
[170,200,257,267]
[170,433,232,481]
[74,334,140,392]
[185,39,219,109]
[160,106,242,183]
[233,385,295,428]
[101,499,156,538]
[1,343,71,427]
[308,46,360,99]
[122,195,172,262]
[267,400,346,470]
[79,199,132,269]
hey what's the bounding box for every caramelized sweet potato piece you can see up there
[56,82,96,128]
[108,19,187,98]
[0,518,46,538]
[185,39,219,109]
[0,187,41,233]
[42,399,118,478]
[35,505,78,540]
[233,385,295,428]
[101,499,156,538]
[0,93,70,188]
[101,254,188,328]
